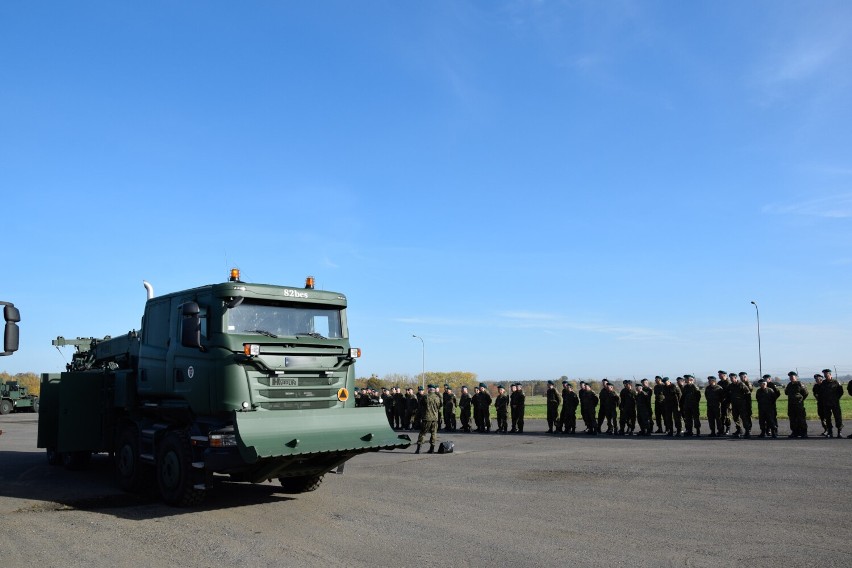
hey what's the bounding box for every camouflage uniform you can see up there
[755,378,780,437]
[442,386,457,432]
[703,379,724,436]
[477,384,493,432]
[561,386,579,434]
[618,383,636,435]
[511,384,526,433]
[653,377,666,433]
[416,386,443,453]
[680,377,702,436]
[458,388,472,433]
[545,382,561,433]
[785,374,809,438]
[579,384,599,434]
[494,387,509,433]
[662,379,682,436]
[636,381,654,435]
[821,372,844,437]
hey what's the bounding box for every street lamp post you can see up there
[411,334,425,390]
[750,301,762,379]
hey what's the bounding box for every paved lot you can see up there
[1,412,851,567]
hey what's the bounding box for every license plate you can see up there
[270,377,297,387]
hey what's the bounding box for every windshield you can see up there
[225,301,343,339]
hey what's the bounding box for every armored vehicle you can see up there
[0,380,38,414]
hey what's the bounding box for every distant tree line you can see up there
[0,371,40,395]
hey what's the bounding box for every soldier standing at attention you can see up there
[471,385,483,432]
[704,376,724,437]
[494,385,509,433]
[416,384,443,454]
[739,372,754,438]
[755,376,780,438]
[458,386,472,433]
[509,384,518,432]
[514,383,526,433]
[653,376,665,433]
[847,378,852,438]
[675,377,687,424]
[813,374,828,436]
[636,379,653,435]
[785,371,809,438]
[557,380,572,433]
[618,380,637,435]
[478,383,493,433]
[821,369,844,438]
[681,375,702,437]
[596,379,611,432]
[381,387,394,427]
[562,383,580,434]
[545,380,561,433]
[404,387,418,430]
[728,373,747,438]
[579,382,599,434]
[442,384,457,432]
[393,386,405,430]
[414,386,425,431]
[662,377,682,436]
[717,370,732,435]
[599,383,619,435]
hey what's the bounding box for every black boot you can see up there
[415,444,421,454]
[427,445,435,454]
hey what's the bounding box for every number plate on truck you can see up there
[270,377,297,387]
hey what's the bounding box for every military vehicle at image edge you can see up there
[38,270,409,506]
[0,301,23,416]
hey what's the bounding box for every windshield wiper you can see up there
[245,329,279,338]
[296,332,326,339]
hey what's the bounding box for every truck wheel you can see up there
[0,400,12,415]
[156,430,205,507]
[46,448,63,466]
[278,474,324,494]
[63,451,91,471]
[32,398,39,414]
[116,426,148,493]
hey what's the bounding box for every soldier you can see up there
[636,379,654,436]
[717,370,732,435]
[597,379,611,432]
[557,380,572,433]
[381,387,394,428]
[739,371,754,438]
[579,382,599,434]
[545,380,561,433]
[755,376,780,438]
[675,377,686,424]
[661,377,682,436]
[442,384,458,432]
[416,384,443,454]
[514,383,526,433]
[413,386,425,431]
[393,386,406,430]
[704,376,724,437]
[477,383,493,433]
[600,383,619,435]
[821,369,844,438]
[785,371,809,438]
[618,380,636,435]
[404,387,418,430]
[472,385,483,432]
[458,386,472,433]
[847,378,852,438]
[562,382,579,434]
[494,385,509,433]
[509,384,519,432]
[813,373,827,435]
[681,375,702,437]
[728,373,752,438]
[653,376,665,433]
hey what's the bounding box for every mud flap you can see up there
[234,407,410,463]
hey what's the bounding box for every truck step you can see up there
[139,453,155,463]
[193,484,207,490]
[191,461,205,469]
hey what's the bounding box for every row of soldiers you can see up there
[355,368,849,440]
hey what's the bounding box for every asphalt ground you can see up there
[1,412,851,568]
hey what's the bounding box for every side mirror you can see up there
[2,302,20,356]
[180,302,202,349]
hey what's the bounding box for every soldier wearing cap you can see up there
[509,384,518,432]
[579,382,599,434]
[458,386,472,432]
[785,371,809,438]
[618,380,636,435]
[557,380,572,433]
[599,383,619,435]
[813,373,828,436]
[596,379,611,433]
[652,376,665,433]
[681,375,702,437]
[717,370,732,435]
[442,384,457,432]
[392,386,406,430]
[414,386,425,431]
[404,387,418,429]
[821,369,844,438]
[755,375,780,438]
[636,379,653,435]
[704,376,724,437]
[477,383,493,433]
[728,373,752,438]
[512,383,526,433]
[545,380,561,433]
[471,385,483,432]
[661,377,682,436]
[381,387,394,428]
[416,384,443,454]
[494,385,509,433]
[675,377,687,423]
[561,382,579,434]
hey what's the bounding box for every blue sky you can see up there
[2,1,851,381]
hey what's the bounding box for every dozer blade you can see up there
[234,407,410,463]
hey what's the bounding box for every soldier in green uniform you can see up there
[556,380,572,433]
[599,383,619,435]
[728,373,750,438]
[785,371,808,438]
[755,376,780,438]
[509,384,518,432]
[636,379,653,435]
[653,376,665,433]
[681,375,702,437]
[579,382,599,434]
[813,374,827,436]
[392,386,405,430]
[562,383,579,434]
[717,370,732,435]
[513,383,526,433]
[704,376,724,437]
[416,384,443,454]
[545,380,561,433]
[494,385,509,433]
[675,377,687,424]
[472,385,483,432]
[442,384,457,432]
[458,386,472,433]
[739,372,754,438]
[414,386,425,431]
[618,380,636,435]
[381,387,394,428]
[477,383,492,433]
[596,379,611,432]
[662,377,682,436]
[822,369,844,438]
[404,387,418,430]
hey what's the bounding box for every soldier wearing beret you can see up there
[579,382,599,434]
[785,372,809,438]
[557,381,571,433]
[821,369,844,438]
[662,377,682,436]
[598,382,619,435]
[416,384,443,454]
[458,386,472,433]
[716,371,732,436]
[561,382,579,434]
[472,385,483,432]
[636,379,654,435]
[681,375,702,437]
[392,386,406,430]
[704,376,724,437]
[381,387,394,428]
[728,373,753,438]
[618,380,636,435]
[545,380,561,433]
[653,376,666,433]
[477,383,493,433]
[812,374,827,435]
[442,384,458,432]
[494,385,509,433]
[511,383,526,433]
[414,386,425,431]
[755,376,780,438]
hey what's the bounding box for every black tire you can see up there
[46,448,63,466]
[278,474,324,494]
[115,425,149,493]
[63,451,91,471]
[32,398,39,414]
[156,430,205,507]
[0,399,12,415]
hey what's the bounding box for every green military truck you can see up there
[38,270,409,506]
[0,380,39,414]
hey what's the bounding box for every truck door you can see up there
[137,298,170,394]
